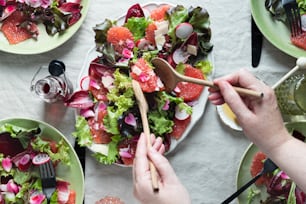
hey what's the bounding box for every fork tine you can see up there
[292,6,302,36]
[39,160,56,203]
[283,1,302,37]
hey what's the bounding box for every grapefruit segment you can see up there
[1,11,32,44]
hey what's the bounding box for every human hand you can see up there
[208,69,289,152]
[133,133,191,204]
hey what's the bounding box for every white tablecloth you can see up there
[0,0,298,203]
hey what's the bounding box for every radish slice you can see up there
[175,105,190,120]
[80,76,90,90]
[18,154,31,171]
[172,48,190,64]
[32,153,50,165]
[29,191,45,204]
[175,22,193,39]
[136,38,151,50]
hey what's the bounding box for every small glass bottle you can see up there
[30,60,73,103]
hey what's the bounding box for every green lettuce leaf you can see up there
[73,116,93,146]
[31,137,71,166]
[125,17,151,41]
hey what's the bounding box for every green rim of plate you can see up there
[250,0,306,58]
[0,117,84,204]
[237,121,306,203]
[0,0,90,55]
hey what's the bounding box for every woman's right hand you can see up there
[208,69,289,152]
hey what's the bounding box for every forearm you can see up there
[266,136,306,192]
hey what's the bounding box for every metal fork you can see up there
[39,160,56,204]
[282,0,302,37]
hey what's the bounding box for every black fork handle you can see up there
[221,172,263,204]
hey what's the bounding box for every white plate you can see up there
[216,104,242,131]
[0,0,90,55]
[76,2,214,165]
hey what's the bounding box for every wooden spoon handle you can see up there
[180,75,264,98]
[140,108,159,192]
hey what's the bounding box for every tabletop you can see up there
[0,0,299,203]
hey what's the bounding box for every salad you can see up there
[246,130,306,204]
[65,3,213,166]
[0,123,76,204]
[265,0,306,50]
[0,0,83,44]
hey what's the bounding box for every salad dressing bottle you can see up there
[31,60,73,103]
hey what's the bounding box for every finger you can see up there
[208,92,225,105]
[133,133,150,183]
[217,80,253,120]
[148,147,178,183]
[152,137,163,150]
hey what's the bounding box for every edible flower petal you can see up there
[0,0,6,6]
[124,113,137,127]
[2,157,12,172]
[6,179,19,194]
[122,48,133,59]
[162,99,170,110]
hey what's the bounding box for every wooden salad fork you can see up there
[39,160,57,203]
[282,0,302,37]
[132,80,159,192]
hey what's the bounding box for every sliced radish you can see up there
[175,105,190,120]
[17,154,32,171]
[136,38,151,50]
[175,22,193,39]
[172,48,190,64]
[80,76,90,90]
[302,14,306,32]
[32,153,50,165]
[29,191,46,204]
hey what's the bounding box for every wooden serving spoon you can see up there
[132,80,159,192]
[151,57,264,98]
